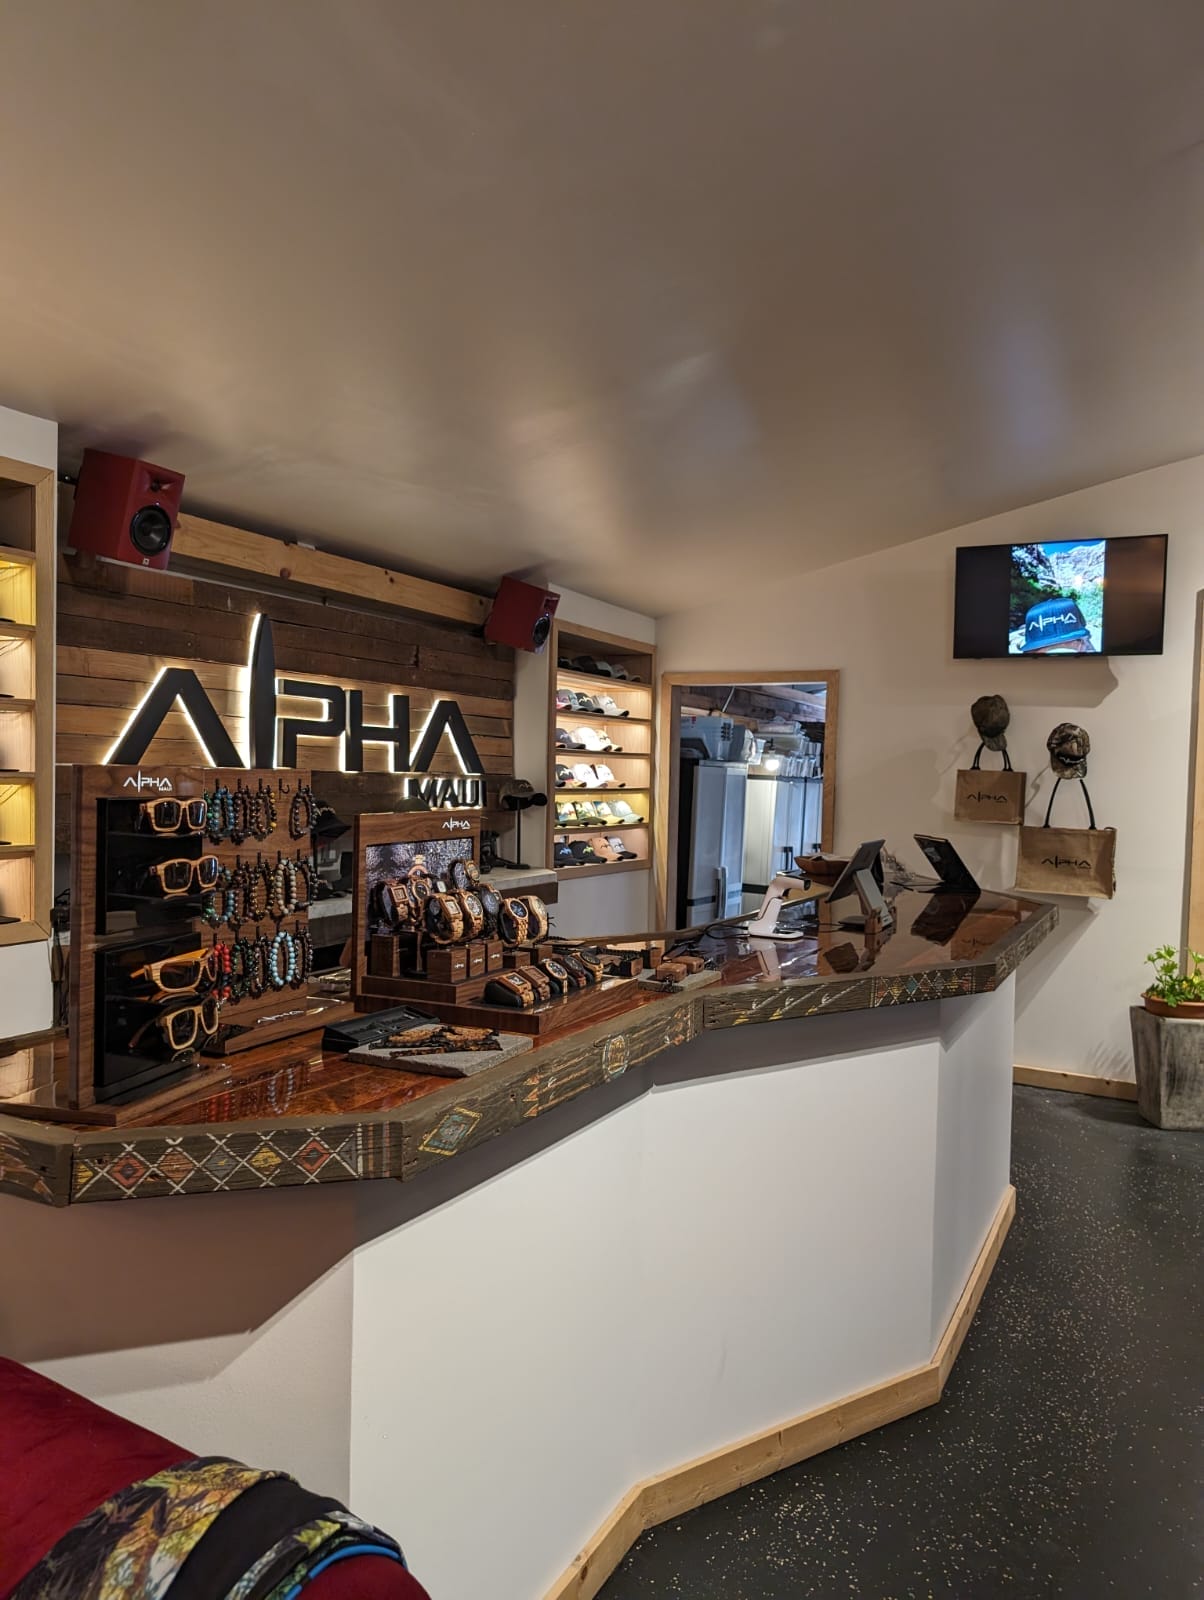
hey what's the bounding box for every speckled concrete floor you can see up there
[601,1087,1204,1598]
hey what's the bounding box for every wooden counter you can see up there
[0,888,1056,1205]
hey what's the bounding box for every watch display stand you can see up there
[352,809,627,1037]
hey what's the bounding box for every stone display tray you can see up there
[348,1029,533,1079]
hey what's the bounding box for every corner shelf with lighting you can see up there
[0,458,53,943]
[546,621,656,881]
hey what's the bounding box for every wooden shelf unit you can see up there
[0,456,53,941]
[547,622,656,879]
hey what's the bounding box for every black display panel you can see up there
[953,535,1167,658]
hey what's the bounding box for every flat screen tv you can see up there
[953,535,1167,659]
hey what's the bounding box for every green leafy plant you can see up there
[1144,945,1204,1006]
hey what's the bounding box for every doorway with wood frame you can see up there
[656,671,838,927]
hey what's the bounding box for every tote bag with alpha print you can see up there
[954,758,1027,826]
[1014,780,1116,899]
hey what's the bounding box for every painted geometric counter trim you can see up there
[0,1130,56,1205]
[419,1106,483,1158]
[71,1124,375,1201]
[521,999,698,1120]
[871,968,978,1007]
[704,979,874,1031]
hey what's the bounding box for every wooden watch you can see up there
[497,897,531,947]
[485,971,536,1008]
[424,892,465,944]
[456,889,486,939]
[518,964,553,1003]
[519,895,549,941]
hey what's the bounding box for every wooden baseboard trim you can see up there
[544,1186,1016,1600]
[1013,1064,1137,1101]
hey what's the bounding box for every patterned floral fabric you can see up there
[9,1457,403,1600]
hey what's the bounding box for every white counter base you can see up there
[351,978,1016,1599]
[2,980,1015,1600]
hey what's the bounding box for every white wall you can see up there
[0,403,56,473]
[0,1183,359,1502]
[0,403,56,1036]
[658,453,1204,1081]
[514,583,656,936]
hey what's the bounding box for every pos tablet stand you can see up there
[824,839,892,932]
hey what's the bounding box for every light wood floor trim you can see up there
[1014,1064,1137,1101]
[933,1185,1016,1388]
[543,1186,1016,1600]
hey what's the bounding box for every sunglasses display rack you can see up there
[353,809,631,1037]
[68,764,352,1120]
[546,621,656,880]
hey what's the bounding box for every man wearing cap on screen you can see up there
[1021,596,1097,654]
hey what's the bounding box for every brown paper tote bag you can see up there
[955,767,1027,825]
[1014,780,1116,899]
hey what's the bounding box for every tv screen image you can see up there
[1009,540,1103,655]
[953,534,1167,659]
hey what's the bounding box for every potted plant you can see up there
[1142,944,1204,1018]
[1130,944,1204,1127]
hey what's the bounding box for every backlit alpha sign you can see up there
[102,614,486,807]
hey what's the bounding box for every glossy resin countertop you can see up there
[0,888,1056,1205]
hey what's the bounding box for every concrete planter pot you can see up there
[1130,1004,1204,1128]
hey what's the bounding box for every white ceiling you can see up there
[2,0,1203,615]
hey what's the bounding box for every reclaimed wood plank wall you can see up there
[55,555,515,846]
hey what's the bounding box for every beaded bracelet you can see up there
[290,928,313,990]
[289,784,317,839]
[249,784,279,842]
[212,940,233,1004]
[294,855,316,908]
[269,857,298,921]
[230,785,251,846]
[268,929,297,990]
[205,785,236,843]
[249,935,270,999]
[230,937,255,1003]
[246,860,270,922]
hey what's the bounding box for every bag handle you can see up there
[971,741,1013,772]
[1042,777,1097,830]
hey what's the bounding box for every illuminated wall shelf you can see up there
[0,455,53,942]
[546,621,656,879]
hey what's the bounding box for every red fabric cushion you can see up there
[0,1356,187,1597]
[0,1358,430,1600]
[304,1556,431,1598]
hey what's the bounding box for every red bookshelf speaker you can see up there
[68,449,186,570]
[484,577,560,652]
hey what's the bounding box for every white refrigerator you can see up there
[741,775,824,913]
[676,759,748,925]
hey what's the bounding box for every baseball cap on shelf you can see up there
[555,727,586,750]
[555,689,572,710]
[554,764,579,787]
[573,726,619,753]
[591,763,624,787]
[595,692,629,718]
[604,834,638,860]
[554,842,579,866]
[571,763,604,788]
[569,840,605,865]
